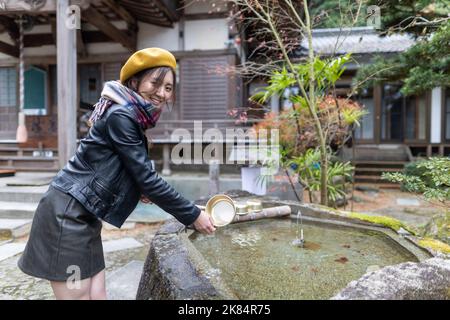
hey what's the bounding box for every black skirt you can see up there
[18,185,105,281]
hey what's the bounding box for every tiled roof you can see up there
[299,27,415,55]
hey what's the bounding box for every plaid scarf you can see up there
[88,80,162,130]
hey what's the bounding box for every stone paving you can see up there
[0,243,26,262]
[0,222,161,300]
[347,188,447,230]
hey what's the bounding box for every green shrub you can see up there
[402,160,432,190]
[383,157,450,203]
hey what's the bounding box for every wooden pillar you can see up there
[427,145,432,157]
[373,85,382,144]
[431,87,442,144]
[439,144,444,156]
[57,0,77,169]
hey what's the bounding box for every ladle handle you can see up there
[196,205,206,210]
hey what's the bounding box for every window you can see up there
[381,84,403,141]
[79,64,101,106]
[0,67,17,107]
[24,66,48,115]
[405,94,427,141]
[355,87,374,140]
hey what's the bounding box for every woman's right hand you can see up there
[193,211,216,235]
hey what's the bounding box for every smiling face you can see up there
[127,66,175,110]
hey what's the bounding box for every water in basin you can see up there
[189,219,418,299]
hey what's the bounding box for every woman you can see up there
[18,47,216,300]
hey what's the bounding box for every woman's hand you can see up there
[140,195,152,204]
[193,210,216,235]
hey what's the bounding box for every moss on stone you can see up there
[421,212,450,245]
[418,238,450,254]
[310,204,420,234]
[346,212,416,234]
[311,205,417,234]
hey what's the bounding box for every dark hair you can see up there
[124,66,177,105]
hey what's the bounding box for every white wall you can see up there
[25,25,51,34]
[184,19,228,50]
[24,45,56,56]
[137,18,230,52]
[137,22,180,51]
[86,43,129,55]
[431,87,442,143]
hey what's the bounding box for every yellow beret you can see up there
[120,47,177,83]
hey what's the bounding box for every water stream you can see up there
[292,209,305,248]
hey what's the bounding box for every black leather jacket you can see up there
[50,104,200,228]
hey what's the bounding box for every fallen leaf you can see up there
[334,257,349,264]
[310,267,319,274]
[303,241,321,251]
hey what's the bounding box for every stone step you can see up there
[354,175,400,187]
[0,242,26,262]
[355,167,403,173]
[355,175,386,181]
[102,238,144,254]
[0,239,13,246]
[0,166,59,172]
[0,147,58,157]
[353,160,407,166]
[0,201,38,219]
[5,177,53,187]
[106,260,144,300]
[355,182,401,189]
[342,145,409,162]
[0,155,59,172]
[0,218,33,239]
[0,141,19,149]
[0,188,46,203]
[0,156,59,161]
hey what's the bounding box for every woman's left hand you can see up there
[140,195,152,204]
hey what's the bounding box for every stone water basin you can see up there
[189,218,419,299]
[136,200,434,300]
